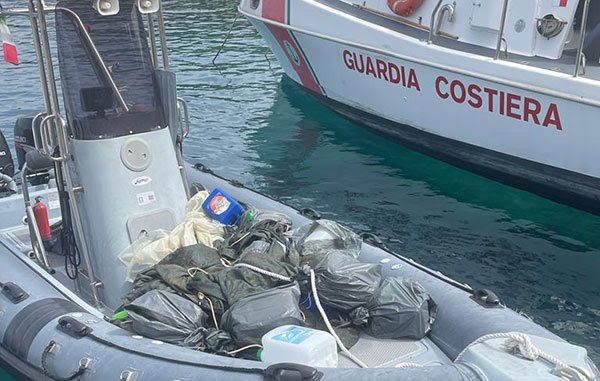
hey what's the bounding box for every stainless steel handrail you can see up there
[31,112,46,152]
[147,14,159,67]
[39,114,59,160]
[428,1,454,44]
[36,114,69,161]
[436,3,455,35]
[494,0,510,60]
[55,6,130,112]
[27,0,104,307]
[12,2,132,110]
[157,4,169,70]
[574,0,591,77]
[427,0,444,44]
[177,97,190,139]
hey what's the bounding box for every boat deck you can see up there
[0,187,453,369]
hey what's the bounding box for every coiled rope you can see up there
[455,332,593,381]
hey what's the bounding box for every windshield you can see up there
[55,0,165,140]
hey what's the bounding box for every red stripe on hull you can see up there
[267,25,323,95]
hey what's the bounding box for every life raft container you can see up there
[387,0,425,17]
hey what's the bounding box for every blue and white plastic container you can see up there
[202,188,244,225]
[260,325,338,367]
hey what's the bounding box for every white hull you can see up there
[240,0,600,212]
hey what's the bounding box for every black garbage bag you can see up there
[199,328,237,355]
[189,239,300,308]
[314,250,382,312]
[122,267,178,305]
[220,210,293,260]
[122,244,228,316]
[154,243,225,294]
[221,283,304,345]
[294,220,362,267]
[124,290,208,347]
[352,277,437,340]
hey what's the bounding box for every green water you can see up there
[0,368,13,381]
[0,0,598,376]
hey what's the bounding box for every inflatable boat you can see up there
[0,1,598,380]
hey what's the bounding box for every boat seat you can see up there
[25,150,54,172]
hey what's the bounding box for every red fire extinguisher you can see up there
[33,196,51,240]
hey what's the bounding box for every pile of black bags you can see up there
[115,207,437,359]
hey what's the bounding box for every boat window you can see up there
[55,0,165,140]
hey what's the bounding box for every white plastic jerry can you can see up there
[260,325,338,368]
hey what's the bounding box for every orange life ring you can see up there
[387,0,425,17]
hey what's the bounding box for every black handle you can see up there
[264,363,323,381]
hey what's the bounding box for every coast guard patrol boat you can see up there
[239,0,600,214]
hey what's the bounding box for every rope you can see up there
[233,263,293,283]
[198,292,219,330]
[220,257,233,268]
[394,363,424,369]
[212,12,240,65]
[455,332,593,381]
[187,267,209,277]
[226,344,263,356]
[309,269,368,369]
[41,341,88,381]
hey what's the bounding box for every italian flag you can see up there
[0,16,19,65]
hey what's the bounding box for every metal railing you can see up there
[428,0,454,44]
[574,0,591,77]
[494,0,510,60]
[428,0,594,77]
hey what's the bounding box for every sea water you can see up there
[0,1,598,377]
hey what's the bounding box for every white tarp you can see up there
[120,191,225,281]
